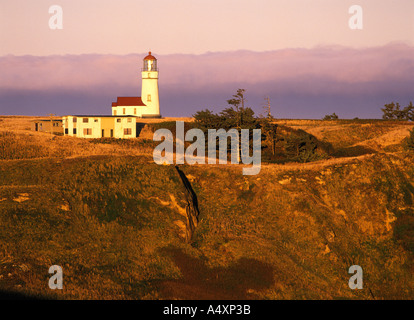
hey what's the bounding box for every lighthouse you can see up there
[110,51,161,118]
[141,51,160,117]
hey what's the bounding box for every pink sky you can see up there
[0,1,413,118]
[1,0,413,55]
[1,44,413,118]
[2,44,413,92]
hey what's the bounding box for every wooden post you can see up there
[264,97,271,118]
[47,113,55,137]
[272,123,277,156]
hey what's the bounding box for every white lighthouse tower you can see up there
[141,52,160,117]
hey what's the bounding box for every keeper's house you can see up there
[63,115,137,139]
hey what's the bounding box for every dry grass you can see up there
[282,121,413,147]
[0,130,156,162]
[0,117,413,300]
[0,116,37,131]
[0,116,198,161]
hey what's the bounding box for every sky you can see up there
[1,0,414,118]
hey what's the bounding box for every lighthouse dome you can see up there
[142,51,158,71]
[144,51,157,60]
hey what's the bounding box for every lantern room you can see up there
[142,51,158,72]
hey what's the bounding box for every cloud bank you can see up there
[1,43,413,118]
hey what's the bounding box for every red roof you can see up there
[112,97,146,107]
[144,51,157,60]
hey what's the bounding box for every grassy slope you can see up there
[0,117,413,300]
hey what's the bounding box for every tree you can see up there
[403,101,414,121]
[323,113,339,120]
[381,101,414,121]
[192,89,329,163]
[226,88,246,131]
[382,102,396,120]
[394,103,405,120]
[193,89,259,131]
[193,109,221,130]
[259,119,278,156]
[193,89,267,162]
[220,106,257,130]
[227,89,246,111]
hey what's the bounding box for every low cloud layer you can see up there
[1,43,413,118]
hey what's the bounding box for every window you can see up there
[147,94,151,102]
[73,129,77,135]
[94,119,98,122]
[124,128,132,135]
[117,118,121,123]
[83,118,89,123]
[123,108,126,115]
[127,118,132,122]
[134,108,136,115]
[65,128,68,134]
[83,128,92,135]
[73,117,77,123]
[114,110,117,115]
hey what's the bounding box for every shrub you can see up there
[269,126,332,163]
[323,113,339,120]
[404,128,414,151]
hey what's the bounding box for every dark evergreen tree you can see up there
[403,102,414,121]
[382,102,397,120]
[193,109,222,130]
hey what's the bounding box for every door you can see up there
[110,129,113,137]
[102,129,104,138]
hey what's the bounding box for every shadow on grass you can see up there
[156,247,274,300]
[333,145,377,157]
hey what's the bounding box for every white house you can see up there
[63,115,136,138]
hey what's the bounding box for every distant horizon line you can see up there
[2,41,412,58]
[0,115,393,121]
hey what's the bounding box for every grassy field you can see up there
[0,116,413,299]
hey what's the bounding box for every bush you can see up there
[404,128,414,151]
[323,113,339,120]
[283,129,331,162]
[265,126,332,163]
